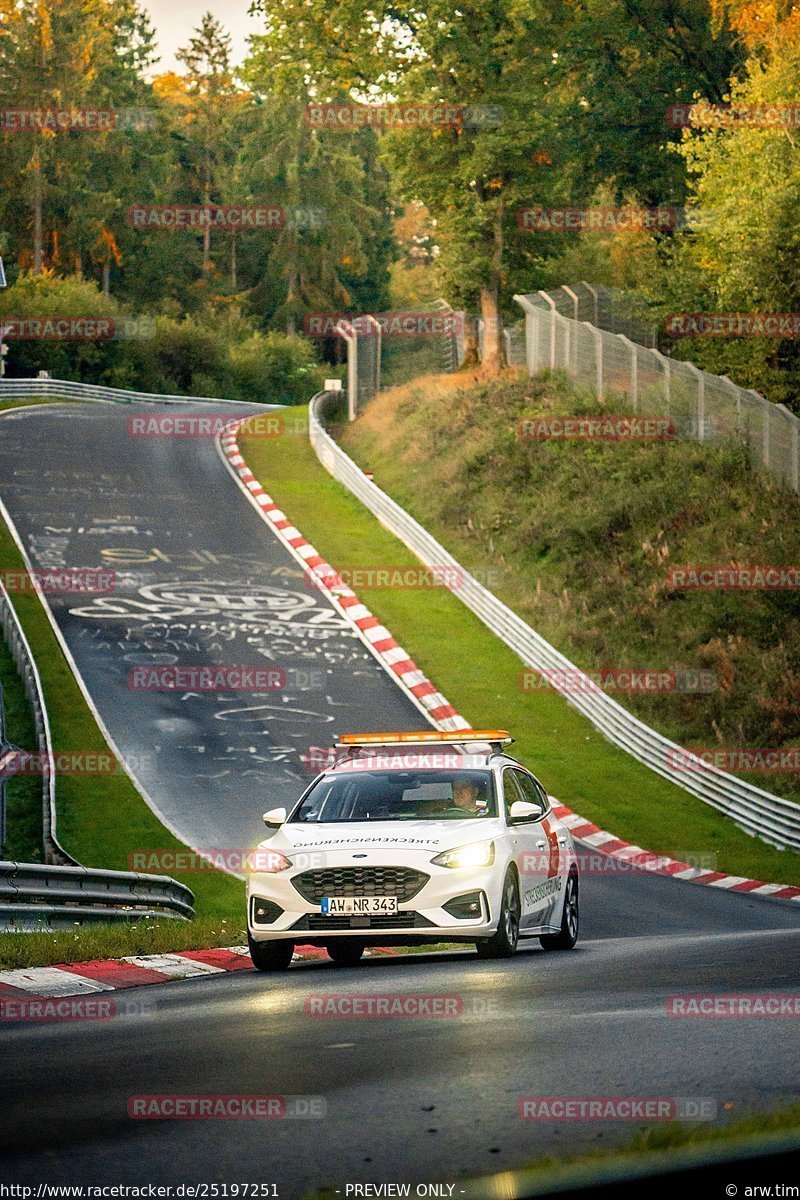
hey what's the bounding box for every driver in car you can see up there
[451,776,485,814]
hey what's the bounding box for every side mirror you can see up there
[263,806,287,828]
[509,799,544,824]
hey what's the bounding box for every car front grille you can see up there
[291,911,435,931]
[291,866,429,904]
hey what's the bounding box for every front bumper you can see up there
[247,861,502,943]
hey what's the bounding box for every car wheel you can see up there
[539,872,579,951]
[475,871,520,959]
[248,934,294,972]
[326,939,366,966]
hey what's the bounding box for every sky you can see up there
[140,0,260,73]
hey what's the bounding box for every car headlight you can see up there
[249,850,293,874]
[432,841,495,870]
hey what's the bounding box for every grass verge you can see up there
[0,915,247,970]
[340,371,800,804]
[239,401,800,887]
[510,1101,800,1182]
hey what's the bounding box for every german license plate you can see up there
[320,896,398,915]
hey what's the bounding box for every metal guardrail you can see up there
[0,861,195,931]
[309,390,800,852]
[0,578,71,865]
[514,286,800,495]
[0,378,253,406]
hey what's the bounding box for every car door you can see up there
[501,767,550,931]
[515,770,566,928]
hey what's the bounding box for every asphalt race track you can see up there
[1,909,799,1189]
[1,401,799,1193]
[0,401,430,851]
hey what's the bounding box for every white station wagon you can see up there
[246,730,580,970]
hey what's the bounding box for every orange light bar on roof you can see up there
[335,729,512,748]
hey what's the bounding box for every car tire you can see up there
[539,872,579,951]
[475,871,520,959]
[326,939,366,966]
[248,934,294,972]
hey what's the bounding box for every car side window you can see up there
[501,770,524,822]
[511,770,547,819]
[531,776,550,814]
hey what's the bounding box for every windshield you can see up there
[291,769,497,823]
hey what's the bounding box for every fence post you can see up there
[754,390,770,468]
[537,290,557,370]
[434,299,461,371]
[685,362,705,441]
[563,286,580,322]
[583,281,600,326]
[654,350,671,418]
[720,375,742,436]
[619,335,638,413]
[513,295,541,376]
[583,322,603,401]
[335,320,358,421]
[366,314,382,398]
[563,287,583,373]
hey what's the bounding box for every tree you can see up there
[174,14,245,276]
[0,0,164,287]
[247,0,737,374]
[661,2,800,406]
[237,57,394,334]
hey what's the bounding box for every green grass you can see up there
[0,636,43,862]
[0,398,244,962]
[512,1101,800,1180]
[482,1104,800,1190]
[340,371,800,804]
[239,400,800,887]
[0,916,247,970]
[0,396,84,413]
